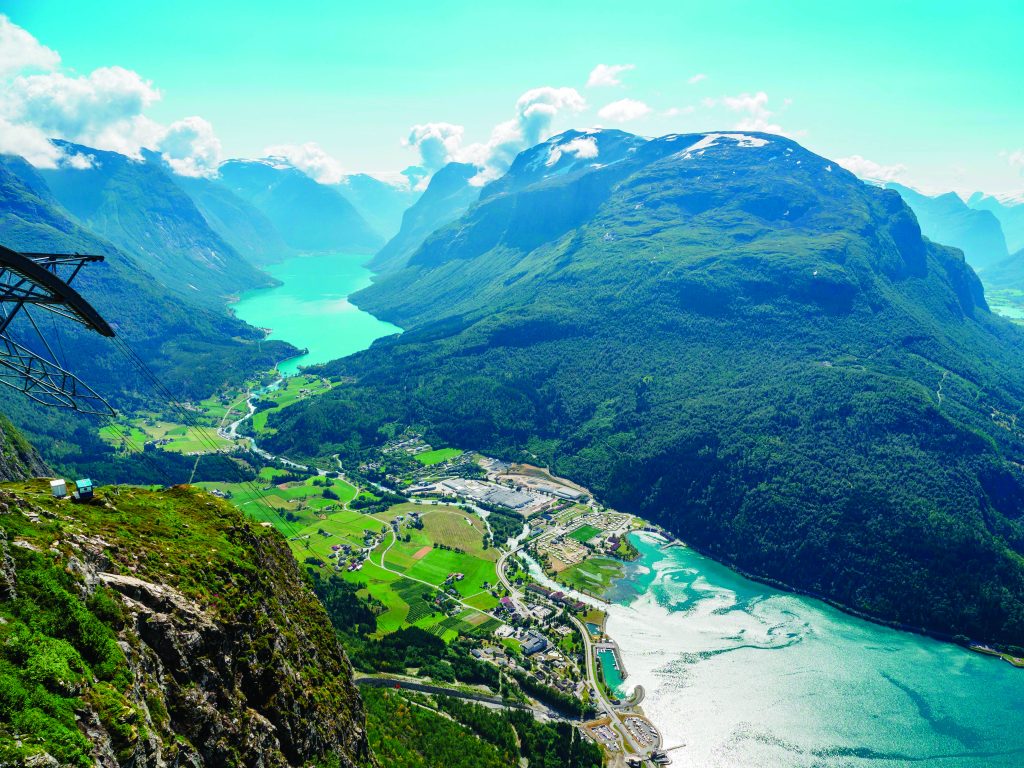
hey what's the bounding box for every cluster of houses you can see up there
[526,582,588,612]
[49,477,94,501]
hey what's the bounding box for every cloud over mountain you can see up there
[0,14,221,176]
[262,140,346,184]
[406,86,586,184]
[836,154,908,183]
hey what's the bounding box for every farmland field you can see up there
[99,418,232,454]
[197,472,357,535]
[337,503,503,636]
[413,447,462,466]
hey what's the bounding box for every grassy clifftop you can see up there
[0,481,373,768]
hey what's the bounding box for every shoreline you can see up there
[669,535,1021,660]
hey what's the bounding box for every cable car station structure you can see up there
[0,244,115,416]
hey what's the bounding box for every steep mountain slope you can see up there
[218,160,382,254]
[36,143,273,305]
[0,158,295,400]
[0,480,373,767]
[368,162,480,274]
[888,183,1010,271]
[172,172,296,265]
[969,192,1024,254]
[0,416,48,481]
[335,174,420,242]
[265,131,1024,646]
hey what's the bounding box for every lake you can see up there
[232,252,400,375]
[604,532,1024,767]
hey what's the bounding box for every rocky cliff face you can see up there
[0,415,49,481]
[0,481,373,768]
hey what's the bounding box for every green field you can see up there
[413,447,463,466]
[568,524,602,543]
[293,502,502,640]
[251,375,338,434]
[196,472,357,535]
[99,416,233,454]
[559,556,624,595]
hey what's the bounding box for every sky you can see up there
[1,0,1022,194]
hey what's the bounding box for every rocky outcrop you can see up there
[0,482,374,768]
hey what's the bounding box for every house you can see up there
[522,631,549,656]
[74,478,94,501]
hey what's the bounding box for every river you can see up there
[231,252,400,375]
[599,532,1024,768]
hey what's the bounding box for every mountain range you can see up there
[36,142,274,304]
[889,183,1024,292]
[217,159,383,255]
[369,162,481,275]
[263,130,1024,646]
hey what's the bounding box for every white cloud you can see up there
[587,64,634,88]
[0,15,59,76]
[720,90,788,135]
[688,73,707,85]
[407,86,586,185]
[0,115,62,167]
[8,66,162,150]
[405,122,465,171]
[546,135,599,166]
[597,98,651,123]
[836,155,908,183]
[1005,149,1024,169]
[160,117,222,178]
[262,140,344,183]
[0,14,223,176]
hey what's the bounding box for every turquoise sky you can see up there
[4,0,1022,193]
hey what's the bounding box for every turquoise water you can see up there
[597,648,626,695]
[604,532,1024,767]
[232,253,400,375]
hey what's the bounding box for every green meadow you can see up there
[413,447,463,466]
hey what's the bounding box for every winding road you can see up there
[494,544,645,757]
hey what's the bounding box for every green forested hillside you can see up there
[0,156,296,481]
[263,131,1024,647]
[172,172,296,265]
[37,142,273,304]
[0,158,295,400]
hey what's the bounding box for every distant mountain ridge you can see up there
[334,173,421,242]
[37,142,273,305]
[218,159,382,254]
[171,172,297,265]
[369,161,481,275]
[969,191,1024,254]
[265,130,1024,647]
[887,183,1010,271]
